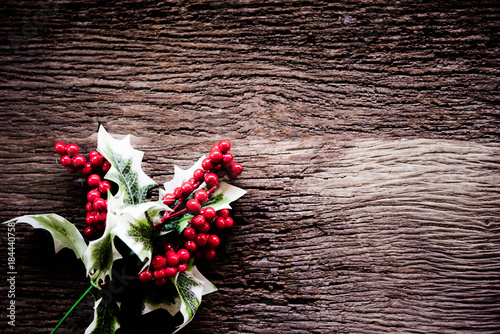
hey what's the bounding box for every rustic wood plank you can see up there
[0,0,499,333]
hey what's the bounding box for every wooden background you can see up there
[1,0,499,333]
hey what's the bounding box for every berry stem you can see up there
[50,285,93,334]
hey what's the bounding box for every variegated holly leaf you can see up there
[97,125,157,205]
[113,200,170,265]
[84,298,120,334]
[172,260,218,333]
[3,214,86,259]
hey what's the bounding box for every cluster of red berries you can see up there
[141,140,243,285]
[55,142,112,240]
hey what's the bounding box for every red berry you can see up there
[98,181,112,194]
[194,189,208,203]
[163,243,175,252]
[166,252,180,267]
[81,162,93,177]
[60,155,72,167]
[90,155,103,168]
[177,249,190,263]
[88,174,101,189]
[96,212,107,222]
[204,173,219,187]
[84,226,95,239]
[225,217,234,229]
[154,269,166,280]
[207,235,220,249]
[102,161,111,173]
[204,249,216,260]
[201,158,213,170]
[93,198,107,212]
[162,193,176,206]
[86,213,96,225]
[186,199,201,215]
[196,233,208,247]
[199,222,210,233]
[181,182,194,196]
[66,143,79,157]
[177,263,187,273]
[203,207,217,222]
[218,209,230,218]
[218,140,231,153]
[184,241,197,253]
[152,256,167,270]
[183,227,196,241]
[173,187,183,199]
[86,202,93,212]
[54,142,67,155]
[72,155,86,169]
[191,215,206,229]
[87,189,100,202]
[89,150,99,158]
[209,148,223,163]
[214,217,226,230]
[155,278,166,286]
[228,163,243,179]
[221,153,233,167]
[165,267,177,278]
[193,168,205,181]
[187,178,197,186]
[139,270,152,282]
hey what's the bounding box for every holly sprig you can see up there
[3,126,245,333]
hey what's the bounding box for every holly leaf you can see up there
[113,200,170,265]
[3,214,86,259]
[171,260,217,333]
[84,298,120,334]
[204,181,246,212]
[97,125,157,205]
[84,194,122,287]
[84,227,122,288]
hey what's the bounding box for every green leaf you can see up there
[3,214,86,259]
[97,125,157,205]
[171,260,217,333]
[84,298,120,334]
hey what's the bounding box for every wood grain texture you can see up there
[0,0,499,333]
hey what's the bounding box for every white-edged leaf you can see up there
[113,200,169,264]
[204,181,246,212]
[3,214,86,259]
[84,297,120,334]
[97,125,157,205]
[171,260,216,333]
[83,198,122,288]
[191,264,217,296]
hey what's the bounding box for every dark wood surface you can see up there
[1,1,499,333]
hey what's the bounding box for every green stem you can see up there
[51,285,93,334]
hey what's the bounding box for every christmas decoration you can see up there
[3,126,245,333]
